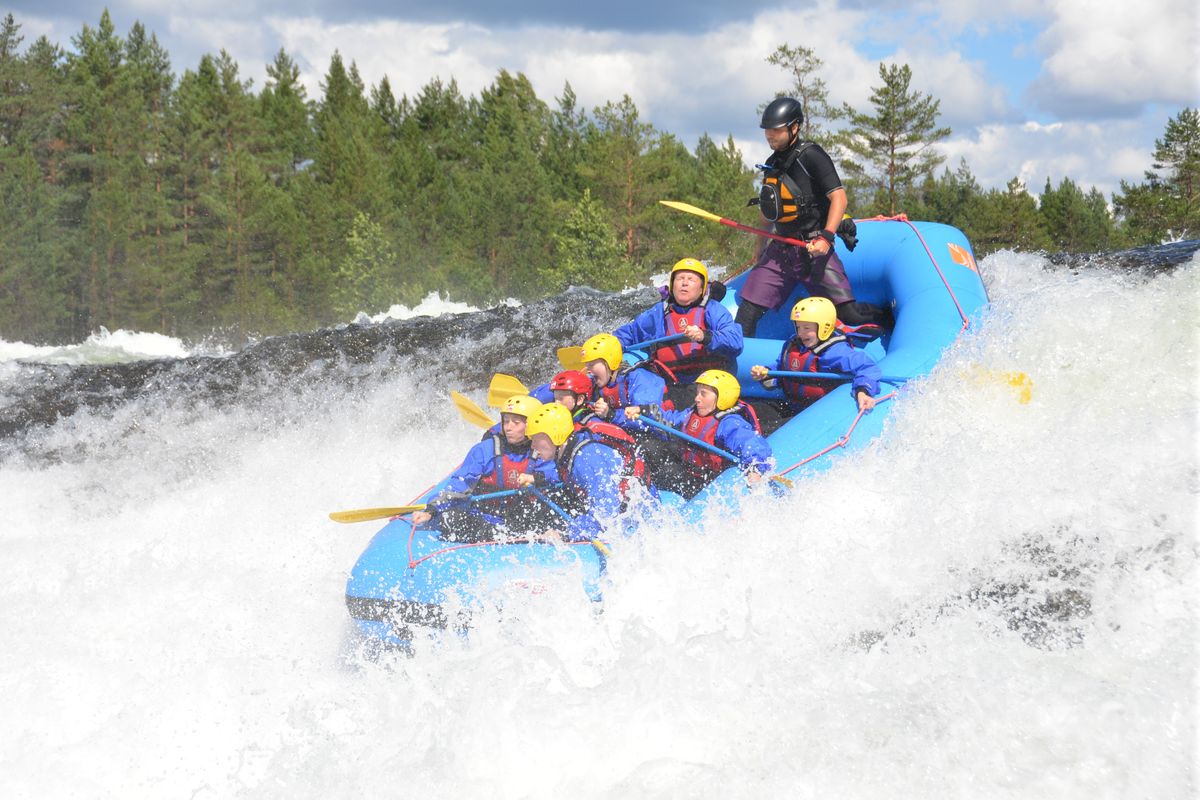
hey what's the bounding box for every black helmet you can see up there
[760,97,803,130]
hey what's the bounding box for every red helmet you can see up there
[550,370,592,395]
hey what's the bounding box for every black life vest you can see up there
[679,401,762,477]
[558,427,650,501]
[779,334,847,404]
[758,142,824,234]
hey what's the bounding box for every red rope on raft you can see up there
[405,519,594,569]
[857,214,971,332]
[777,390,899,476]
[774,216,975,476]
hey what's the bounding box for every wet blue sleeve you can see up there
[702,302,744,358]
[445,439,495,493]
[611,369,667,426]
[716,415,774,474]
[530,456,561,487]
[614,306,664,348]
[564,443,626,541]
[820,342,881,396]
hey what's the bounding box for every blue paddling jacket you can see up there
[614,297,743,383]
[444,435,557,494]
[653,404,774,477]
[550,429,651,542]
[762,335,881,408]
[592,365,668,428]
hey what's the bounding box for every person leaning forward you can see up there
[735,96,893,337]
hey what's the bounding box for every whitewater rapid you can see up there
[0,254,1195,798]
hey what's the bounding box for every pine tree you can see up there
[906,159,981,232]
[63,11,150,333]
[260,48,313,177]
[1114,107,1200,243]
[836,63,951,215]
[765,43,842,142]
[547,188,629,291]
[1038,176,1115,253]
[546,83,589,200]
[471,70,555,298]
[971,178,1051,254]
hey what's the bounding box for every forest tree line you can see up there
[1,12,1196,344]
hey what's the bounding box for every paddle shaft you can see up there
[638,414,790,488]
[637,415,737,463]
[659,201,813,248]
[767,370,909,384]
[627,332,689,351]
[329,488,529,524]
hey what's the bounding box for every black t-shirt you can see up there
[765,141,842,232]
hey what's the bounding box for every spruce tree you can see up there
[836,63,950,215]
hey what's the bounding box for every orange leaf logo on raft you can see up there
[947,242,978,273]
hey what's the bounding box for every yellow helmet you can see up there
[790,296,837,341]
[526,402,574,447]
[694,369,741,411]
[500,394,542,419]
[670,257,708,289]
[581,333,623,371]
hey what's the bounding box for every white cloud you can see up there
[938,117,1158,197]
[1028,0,1199,116]
[886,48,1018,127]
[23,0,1180,202]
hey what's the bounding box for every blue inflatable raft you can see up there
[344,218,990,649]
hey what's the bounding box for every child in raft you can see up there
[624,369,773,499]
[749,296,881,413]
[412,395,560,541]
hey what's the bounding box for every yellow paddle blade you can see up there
[451,390,496,429]
[770,474,794,490]
[659,200,722,223]
[556,345,586,371]
[488,373,530,407]
[961,366,1033,404]
[1006,371,1033,404]
[329,505,426,523]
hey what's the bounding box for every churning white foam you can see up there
[0,327,227,367]
[0,252,1195,798]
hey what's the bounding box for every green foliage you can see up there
[972,178,1052,255]
[837,63,951,216]
[547,188,630,291]
[334,211,401,316]
[1038,177,1116,252]
[0,19,1191,344]
[1114,107,1200,243]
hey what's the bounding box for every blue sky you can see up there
[9,0,1198,199]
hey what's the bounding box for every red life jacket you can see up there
[593,362,666,409]
[652,297,732,383]
[779,334,847,405]
[679,402,762,478]
[476,434,532,490]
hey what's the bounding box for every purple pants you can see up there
[740,239,855,309]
